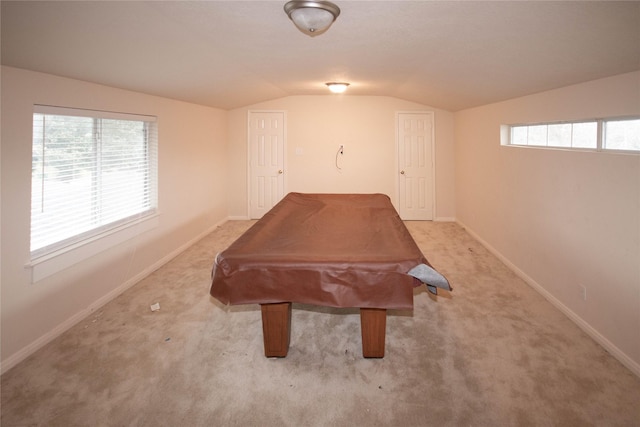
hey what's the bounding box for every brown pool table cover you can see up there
[210,193,448,310]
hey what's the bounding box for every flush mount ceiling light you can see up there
[284,1,341,37]
[326,82,349,93]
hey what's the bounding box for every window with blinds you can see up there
[31,106,158,259]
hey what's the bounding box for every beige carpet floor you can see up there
[1,221,639,426]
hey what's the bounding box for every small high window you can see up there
[603,118,640,151]
[505,117,639,153]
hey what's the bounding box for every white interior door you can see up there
[398,112,434,220]
[249,111,285,219]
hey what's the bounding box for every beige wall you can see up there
[4,65,637,377]
[227,96,456,220]
[454,71,640,373]
[1,67,229,370]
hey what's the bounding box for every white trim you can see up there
[26,213,160,283]
[34,104,157,122]
[434,217,456,222]
[2,218,228,374]
[228,215,250,220]
[246,111,251,219]
[457,219,640,378]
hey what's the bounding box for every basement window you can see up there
[28,105,158,281]
[503,117,640,153]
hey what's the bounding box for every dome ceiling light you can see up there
[284,1,341,37]
[326,82,350,93]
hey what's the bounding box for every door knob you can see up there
[400,170,405,174]
[278,170,283,174]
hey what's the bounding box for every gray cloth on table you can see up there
[408,264,451,295]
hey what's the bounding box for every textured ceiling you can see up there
[2,1,639,111]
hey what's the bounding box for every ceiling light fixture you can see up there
[326,82,349,93]
[284,1,341,37]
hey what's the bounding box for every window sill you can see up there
[25,213,160,284]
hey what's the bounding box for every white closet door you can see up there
[249,111,285,219]
[398,112,434,220]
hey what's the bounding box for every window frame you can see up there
[502,116,640,154]
[27,105,159,283]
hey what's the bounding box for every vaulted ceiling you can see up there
[2,1,639,111]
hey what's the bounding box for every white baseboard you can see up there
[1,218,228,375]
[456,220,640,378]
[435,216,456,222]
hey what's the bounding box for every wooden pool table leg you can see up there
[360,308,387,358]
[261,302,292,357]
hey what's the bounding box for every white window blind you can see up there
[31,106,158,259]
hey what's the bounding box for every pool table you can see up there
[210,192,450,358]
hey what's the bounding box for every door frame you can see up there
[247,110,287,219]
[395,111,436,220]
